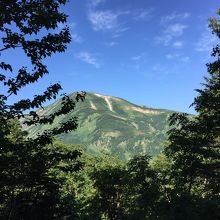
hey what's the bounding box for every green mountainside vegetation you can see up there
[25,92,174,160]
[0,1,219,219]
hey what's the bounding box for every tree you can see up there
[0,0,85,144]
[89,155,160,220]
[0,1,85,218]
[88,156,126,220]
[0,134,83,219]
[92,166,127,220]
[126,155,160,220]
[165,9,220,219]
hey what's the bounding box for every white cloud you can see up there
[165,53,180,59]
[156,35,172,46]
[157,23,187,46]
[71,33,83,43]
[165,24,188,36]
[152,64,169,76]
[131,56,142,61]
[88,9,130,36]
[133,8,154,21]
[173,41,183,49]
[165,53,190,63]
[68,22,77,28]
[180,56,190,63]
[87,5,154,40]
[87,0,130,35]
[88,0,106,7]
[195,29,218,52]
[112,27,129,38]
[88,10,119,31]
[105,41,118,47]
[161,12,190,24]
[156,12,189,47]
[75,52,101,68]
[131,53,147,62]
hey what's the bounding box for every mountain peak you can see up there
[93,93,114,111]
[27,92,174,160]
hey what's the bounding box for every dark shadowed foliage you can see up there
[0,0,85,219]
[165,8,220,220]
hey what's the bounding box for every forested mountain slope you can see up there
[26,92,175,160]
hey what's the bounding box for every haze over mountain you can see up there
[26,92,175,160]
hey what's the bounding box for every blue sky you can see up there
[4,0,220,113]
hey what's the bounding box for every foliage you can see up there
[91,164,127,220]
[0,120,83,219]
[165,9,220,219]
[0,0,86,144]
[1,1,219,219]
[0,0,85,219]
[87,155,160,220]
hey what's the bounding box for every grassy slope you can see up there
[26,92,174,160]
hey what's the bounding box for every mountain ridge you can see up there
[84,91,177,112]
[25,92,176,160]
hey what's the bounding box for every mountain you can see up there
[25,92,175,160]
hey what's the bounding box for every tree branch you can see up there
[0,47,10,52]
